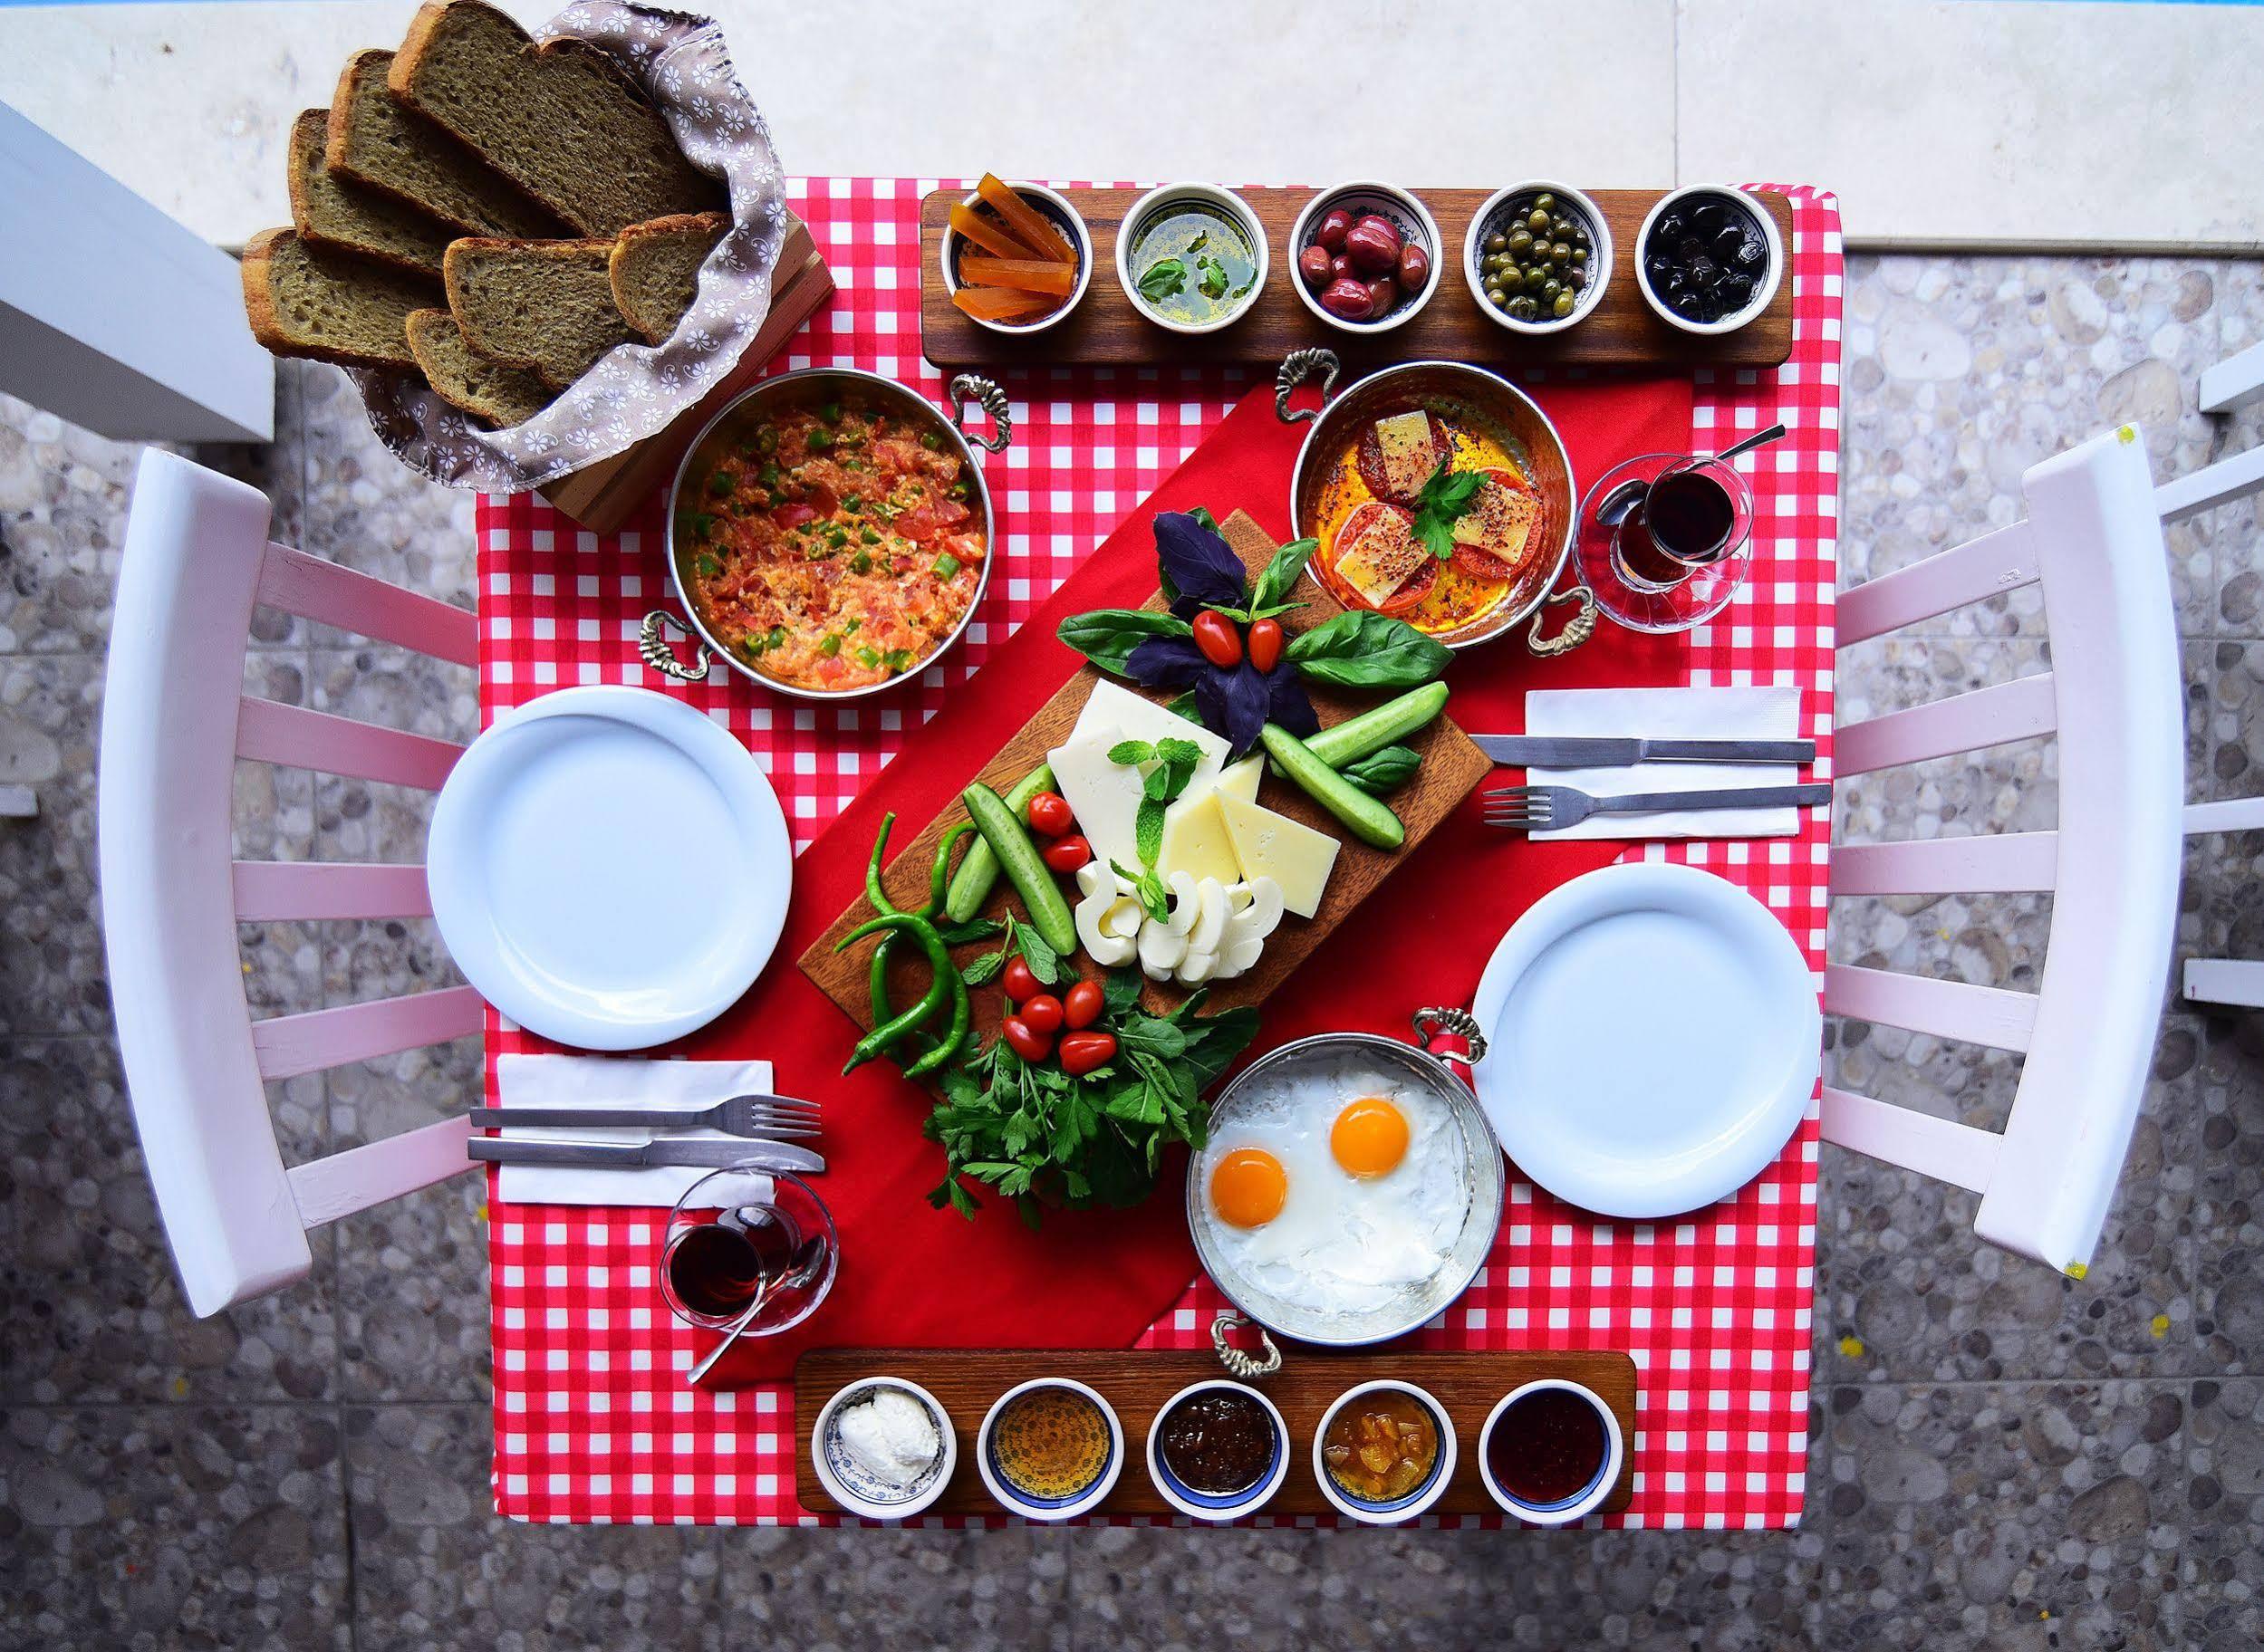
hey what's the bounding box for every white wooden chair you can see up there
[100,449,482,1318]
[2167,340,2264,1008]
[1821,424,2182,1276]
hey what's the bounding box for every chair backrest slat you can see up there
[248,985,486,1081]
[2200,338,2264,416]
[256,543,479,667]
[2157,445,2264,524]
[1820,1087,2000,1195]
[1838,522,2040,646]
[1824,962,2038,1052]
[235,696,464,790]
[287,1116,475,1227]
[1831,833,2057,897]
[1836,673,2057,778]
[231,860,433,921]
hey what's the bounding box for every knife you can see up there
[467,1136,826,1176]
[1470,735,1816,767]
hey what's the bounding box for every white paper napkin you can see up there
[1524,686,1806,840]
[492,1055,776,1207]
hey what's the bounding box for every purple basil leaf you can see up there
[1196,662,1270,757]
[1263,660,1321,738]
[1153,512,1248,612]
[1122,633,1208,688]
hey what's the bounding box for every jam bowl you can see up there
[1145,1378,1291,1522]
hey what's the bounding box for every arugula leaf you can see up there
[1342,744,1423,796]
[1056,610,1194,677]
[1286,610,1453,689]
[1102,967,1144,1016]
[1137,257,1188,302]
[1114,1013,1189,1063]
[1411,456,1486,560]
[1249,536,1318,612]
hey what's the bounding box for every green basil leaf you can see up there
[1135,796,1164,868]
[1164,691,1201,723]
[1186,506,1220,534]
[1056,610,1195,677]
[1249,537,1318,611]
[1342,744,1423,796]
[1137,256,1188,302]
[1286,610,1453,688]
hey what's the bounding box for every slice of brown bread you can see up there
[443,237,637,391]
[326,49,561,239]
[390,0,726,237]
[607,211,728,343]
[288,108,454,277]
[241,227,438,371]
[406,308,554,427]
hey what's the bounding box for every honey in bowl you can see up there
[1321,1389,1440,1503]
[990,1385,1112,1501]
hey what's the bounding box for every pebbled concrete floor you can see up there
[3,254,2262,1650]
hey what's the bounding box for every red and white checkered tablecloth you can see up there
[477,179,1842,1528]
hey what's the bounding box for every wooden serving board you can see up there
[919,187,1792,372]
[796,511,1492,1042]
[542,216,833,533]
[795,1346,1637,1519]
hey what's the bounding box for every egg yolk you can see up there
[1330,1096,1411,1178]
[1209,1148,1288,1228]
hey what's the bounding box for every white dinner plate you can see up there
[427,686,791,1051]
[1469,862,1819,1219]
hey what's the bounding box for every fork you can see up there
[1482,782,1833,832]
[466,1092,823,1141]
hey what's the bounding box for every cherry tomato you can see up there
[1019,993,1065,1036]
[1063,979,1105,1030]
[1247,617,1284,674]
[1192,610,1243,668]
[1058,1030,1118,1076]
[1450,542,1514,581]
[1001,1015,1054,1063]
[1002,957,1040,1003]
[1026,792,1074,837]
[1040,834,1092,874]
[1376,557,1440,617]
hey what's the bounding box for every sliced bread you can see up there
[288,108,453,277]
[406,308,554,427]
[607,211,728,343]
[326,49,562,239]
[443,236,637,391]
[390,0,726,237]
[241,227,438,371]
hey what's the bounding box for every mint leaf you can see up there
[1136,796,1165,868]
[1107,738,1157,767]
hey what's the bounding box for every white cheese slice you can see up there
[1214,755,1263,804]
[1071,678,1229,787]
[1216,792,1340,919]
[1045,723,1147,873]
[1374,409,1437,498]
[1157,787,1240,887]
[1334,508,1427,608]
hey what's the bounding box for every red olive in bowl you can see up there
[1320,277,1377,321]
[1366,274,1400,320]
[1316,208,1354,252]
[1344,216,1402,278]
[1297,244,1337,292]
[1331,253,1354,283]
[1398,242,1431,289]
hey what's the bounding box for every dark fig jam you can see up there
[1487,1387,1609,1505]
[1158,1389,1274,1496]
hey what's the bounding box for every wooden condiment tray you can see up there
[919,186,1792,373]
[796,511,1491,1042]
[542,216,834,533]
[795,1346,1637,1520]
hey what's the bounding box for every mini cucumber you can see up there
[1286,683,1450,773]
[1259,723,1405,850]
[945,763,1055,922]
[961,780,1080,956]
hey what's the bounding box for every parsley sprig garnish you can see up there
[1411,456,1485,561]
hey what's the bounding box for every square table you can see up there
[477,178,1843,1528]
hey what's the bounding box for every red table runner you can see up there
[478,178,1843,1528]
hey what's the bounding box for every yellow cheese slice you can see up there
[1158,787,1241,887]
[1217,792,1339,919]
[1374,410,1436,498]
[1215,755,1263,804]
[1449,476,1540,563]
[1334,509,1427,608]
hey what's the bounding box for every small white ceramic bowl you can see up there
[1144,1379,1292,1522]
[939,180,1093,336]
[1311,1380,1457,1526]
[1115,182,1268,336]
[1633,184,1783,336]
[1287,180,1443,336]
[1464,180,1613,336]
[976,1378,1124,1522]
[1475,1378,1623,1527]
[811,1377,957,1522]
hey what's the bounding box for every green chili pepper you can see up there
[904,965,968,1079]
[929,823,977,917]
[818,634,841,658]
[834,909,955,1071]
[863,812,902,916]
